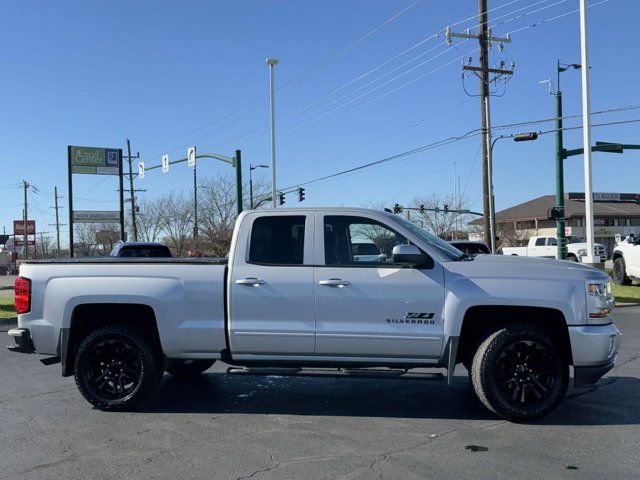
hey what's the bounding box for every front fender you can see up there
[442,273,583,343]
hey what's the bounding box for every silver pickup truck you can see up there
[7,208,620,421]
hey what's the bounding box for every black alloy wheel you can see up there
[74,325,162,410]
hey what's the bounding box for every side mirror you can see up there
[392,245,433,269]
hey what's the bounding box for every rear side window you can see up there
[535,238,545,246]
[249,216,305,265]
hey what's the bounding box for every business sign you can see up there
[69,146,120,175]
[73,210,120,223]
[187,146,196,167]
[593,192,621,202]
[13,220,36,235]
[14,240,36,246]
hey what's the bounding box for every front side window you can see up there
[324,216,410,266]
[249,216,305,265]
[547,237,557,246]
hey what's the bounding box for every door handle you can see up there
[236,278,265,286]
[318,278,350,287]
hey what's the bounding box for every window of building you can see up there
[249,216,306,265]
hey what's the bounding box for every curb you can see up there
[0,317,17,327]
[615,303,640,308]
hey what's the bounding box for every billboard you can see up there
[73,211,120,223]
[13,220,36,235]
[69,146,120,175]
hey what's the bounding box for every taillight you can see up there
[14,277,31,314]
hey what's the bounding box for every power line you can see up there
[280,116,640,192]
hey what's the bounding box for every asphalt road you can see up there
[1,308,639,480]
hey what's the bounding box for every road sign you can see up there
[138,162,145,179]
[188,147,196,167]
[162,154,170,173]
[69,146,120,175]
[73,211,120,223]
[13,220,36,235]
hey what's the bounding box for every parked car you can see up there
[449,240,490,257]
[8,208,619,421]
[611,234,640,285]
[502,235,607,262]
[110,241,172,258]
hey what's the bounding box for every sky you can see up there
[1,0,639,246]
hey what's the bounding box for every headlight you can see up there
[586,279,615,324]
[577,248,587,256]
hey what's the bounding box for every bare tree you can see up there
[73,223,120,256]
[134,198,165,243]
[158,192,194,256]
[410,193,473,240]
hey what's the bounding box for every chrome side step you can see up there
[226,366,444,381]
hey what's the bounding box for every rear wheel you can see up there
[74,325,163,411]
[165,359,215,377]
[470,324,568,421]
[613,257,631,285]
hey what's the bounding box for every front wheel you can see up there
[566,254,578,262]
[470,324,568,421]
[613,257,632,285]
[165,359,215,377]
[74,325,163,411]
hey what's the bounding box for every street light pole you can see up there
[555,61,581,260]
[490,132,539,250]
[249,164,269,209]
[579,0,597,265]
[267,58,279,208]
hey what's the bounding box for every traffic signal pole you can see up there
[555,63,567,260]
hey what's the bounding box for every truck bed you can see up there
[22,257,228,265]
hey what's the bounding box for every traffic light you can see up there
[419,204,426,213]
[443,204,449,213]
[297,187,305,202]
[393,203,402,214]
[278,193,286,206]
[635,194,640,205]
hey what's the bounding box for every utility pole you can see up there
[446,1,513,252]
[22,180,29,260]
[124,139,140,242]
[38,231,50,259]
[49,186,65,258]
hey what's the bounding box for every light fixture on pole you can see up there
[266,57,279,208]
[249,164,269,209]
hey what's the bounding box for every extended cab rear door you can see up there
[313,213,445,359]
[228,212,316,355]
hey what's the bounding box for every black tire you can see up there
[74,325,163,411]
[613,257,632,286]
[470,324,568,421]
[165,359,215,377]
[566,254,578,262]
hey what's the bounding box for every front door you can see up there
[229,213,316,355]
[314,214,445,359]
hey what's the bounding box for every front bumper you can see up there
[569,323,621,387]
[6,328,35,354]
[574,359,616,387]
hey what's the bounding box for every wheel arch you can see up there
[456,305,573,368]
[62,303,161,377]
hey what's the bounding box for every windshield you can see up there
[394,216,464,260]
[567,235,585,244]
